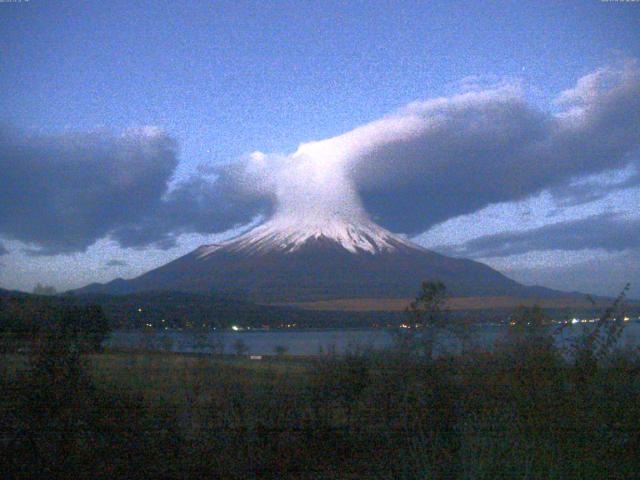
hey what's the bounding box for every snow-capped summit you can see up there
[196,216,419,257]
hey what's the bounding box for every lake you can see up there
[105,320,640,356]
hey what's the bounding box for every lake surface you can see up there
[105,321,640,357]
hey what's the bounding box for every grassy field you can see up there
[2,336,640,479]
[2,351,311,405]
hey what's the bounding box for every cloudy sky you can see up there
[1,1,639,297]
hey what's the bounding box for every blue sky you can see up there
[4,1,638,163]
[1,0,639,296]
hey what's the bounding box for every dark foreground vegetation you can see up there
[1,285,639,478]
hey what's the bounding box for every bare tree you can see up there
[233,338,248,356]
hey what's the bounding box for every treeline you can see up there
[0,294,109,353]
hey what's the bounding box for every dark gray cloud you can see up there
[109,173,271,249]
[0,127,268,254]
[438,213,640,259]
[105,259,127,267]
[547,160,640,208]
[0,126,177,254]
[0,243,8,256]
[352,63,640,234]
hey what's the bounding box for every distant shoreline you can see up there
[274,295,629,312]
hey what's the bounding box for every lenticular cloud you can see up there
[223,60,640,235]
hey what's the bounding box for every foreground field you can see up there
[2,334,640,479]
[2,352,311,405]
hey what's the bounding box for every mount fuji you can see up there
[76,215,564,303]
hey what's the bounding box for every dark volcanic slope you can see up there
[76,231,563,303]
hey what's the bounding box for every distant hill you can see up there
[0,287,30,298]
